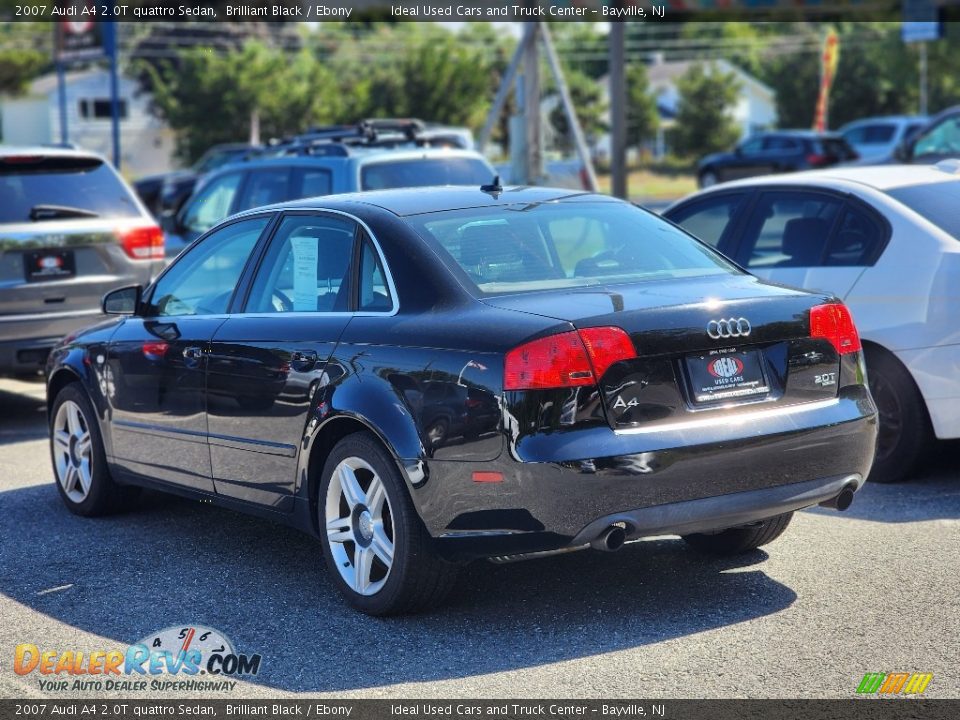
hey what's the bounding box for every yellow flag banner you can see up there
[813,28,840,131]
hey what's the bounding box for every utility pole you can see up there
[609,19,627,199]
[477,22,598,191]
[919,41,929,115]
[522,22,544,185]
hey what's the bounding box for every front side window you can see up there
[180,172,243,234]
[667,193,746,248]
[147,217,269,317]
[247,214,356,313]
[237,168,290,211]
[407,201,740,295]
[913,116,960,159]
[740,192,842,268]
[738,137,764,155]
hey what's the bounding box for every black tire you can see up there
[318,431,458,615]
[698,169,719,188]
[865,349,931,483]
[682,512,793,555]
[49,383,138,517]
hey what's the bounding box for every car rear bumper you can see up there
[0,310,102,374]
[421,390,877,560]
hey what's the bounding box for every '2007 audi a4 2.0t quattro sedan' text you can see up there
[45,184,878,615]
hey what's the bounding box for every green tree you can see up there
[548,68,607,153]
[143,41,341,164]
[625,64,659,155]
[672,62,741,159]
[0,48,46,95]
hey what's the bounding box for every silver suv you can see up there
[0,148,163,375]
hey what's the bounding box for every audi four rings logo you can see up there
[707,317,752,339]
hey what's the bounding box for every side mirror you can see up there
[102,285,142,315]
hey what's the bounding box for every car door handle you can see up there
[182,346,205,366]
[291,349,318,371]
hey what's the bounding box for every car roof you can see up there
[758,130,842,139]
[240,185,612,218]
[0,145,105,161]
[215,147,490,174]
[690,163,960,194]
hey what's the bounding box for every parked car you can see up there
[133,143,259,218]
[0,147,163,376]
[46,184,877,615]
[891,105,960,165]
[697,131,858,188]
[664,163,960,483]
[161,147,496,258]
[838,115,927,163]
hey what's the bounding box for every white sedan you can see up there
[664,164,960,483]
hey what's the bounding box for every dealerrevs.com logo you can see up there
[13,624,261,692]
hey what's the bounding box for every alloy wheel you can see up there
[324,456,395,596]
[52,400,93,504]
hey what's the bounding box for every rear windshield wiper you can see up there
[29,204,100,221]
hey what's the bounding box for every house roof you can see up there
[599,58,774,103]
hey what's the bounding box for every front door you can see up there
[206,212,368,510]
[107,216,271,490]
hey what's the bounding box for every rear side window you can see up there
[825,205,886,266]
[844,124,896,145]
[360,158,492,191]
[763,137,799,152]
[887,180,960,239]
[0,155,139,223]
[740,192,843,268]
[295,168,332,199]
[667,193,746,248]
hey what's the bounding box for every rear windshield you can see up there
[0,155,140,223]
[406,201,740,295]
[887,180,960,239]
[360,157,492,191]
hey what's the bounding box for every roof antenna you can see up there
[481,174,503,198]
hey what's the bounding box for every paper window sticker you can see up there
[289,236,319,312]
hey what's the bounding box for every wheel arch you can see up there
[301,412,424,537]
[47,366,83,416]
[860,339,934,428]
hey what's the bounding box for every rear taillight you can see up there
[117,224,164,260]
[805,153,829,167]
[810,303,861,355]
[504,326,636,391]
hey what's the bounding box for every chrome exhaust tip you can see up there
[590,525,627,552]
[819,487,855,512]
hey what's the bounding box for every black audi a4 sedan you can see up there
[45,185,878,615]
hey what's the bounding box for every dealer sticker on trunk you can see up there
[686,347,770,403]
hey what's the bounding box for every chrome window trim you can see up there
[235,206,400,317]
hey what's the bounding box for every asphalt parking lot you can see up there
[1,376,958,699]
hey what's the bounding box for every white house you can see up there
[0,69,177,178]
[595,56,778,160]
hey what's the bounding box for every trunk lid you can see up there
[483,275,843,429]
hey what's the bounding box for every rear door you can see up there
[727,189,887,300]
[205,212,392,510]
[107,215,271,490]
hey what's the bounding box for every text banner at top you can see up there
[0,0,908,23]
